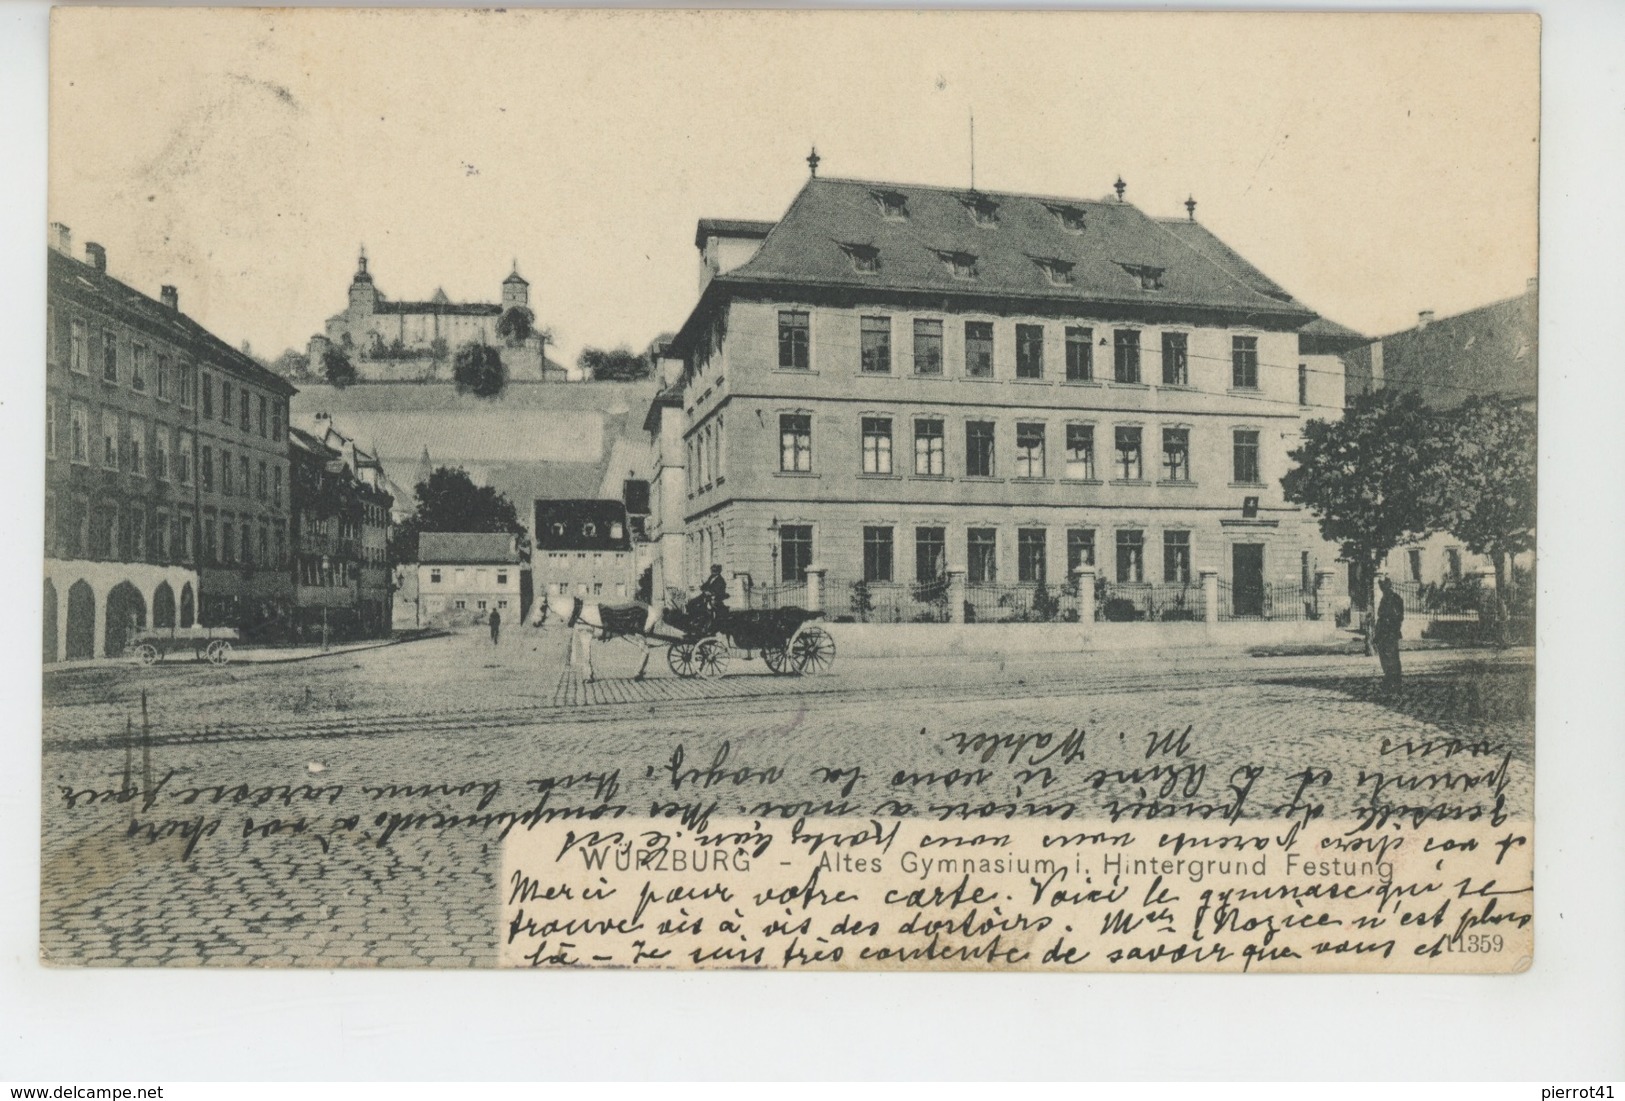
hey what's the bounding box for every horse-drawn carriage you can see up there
[662,604,835,679]
[124,625,239,666]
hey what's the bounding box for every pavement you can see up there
[39,626,1535,967]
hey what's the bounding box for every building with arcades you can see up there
[659,168,1351,620]
[45,225,296,661]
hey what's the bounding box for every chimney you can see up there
[1417,309,1435,330]
[84,241,106,273]
[160,285,178,311]
[49,223,71,255]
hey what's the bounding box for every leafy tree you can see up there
[497,306,534,346]
[1434,395,1537,640]
[578,346,652,382]
[1281,389,1449,651]
[270,348,309,380]
[390,467,526,562]
[322,346,357,388]
[453,341,507,398]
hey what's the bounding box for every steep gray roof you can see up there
[534,500,634,552]
[418,532,522,565]
[1375,288,1537,407]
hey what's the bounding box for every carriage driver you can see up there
[700,564,730,632]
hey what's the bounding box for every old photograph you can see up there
[40,8,1539,973]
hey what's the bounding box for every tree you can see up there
[390,466,526,562]
[270,348,309,380]
[453,341,507,398]
[1434,395,1537,640]
[322,346,357,388]
[578,346,652,382]
[496,306,534,346]
[1280,389,1449,651]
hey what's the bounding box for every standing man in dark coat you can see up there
[488,606,502,646]
[1374,577,1404,689]
[700,564,729,634]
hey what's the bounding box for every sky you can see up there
[47,9,1538,367]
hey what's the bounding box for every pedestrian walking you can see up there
[1374,577,1404,689]
[489,606,502,646]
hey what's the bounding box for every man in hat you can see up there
[1374,576,1405,689]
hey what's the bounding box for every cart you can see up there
[664,605,835,679]
[124,625,240,666]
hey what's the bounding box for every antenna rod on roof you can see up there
[969,108,976,191]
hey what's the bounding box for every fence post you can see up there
[1072,566,1096,624]
[947,568,967,624]
[1200,568,1219,624]
[804,565,825,613]
[1314,568,1336,619]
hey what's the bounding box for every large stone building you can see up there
[532,500,637,603]
[45,225,297,660]
[288,419,395,641]
[415,532,527,628]
[659,169,1349,620]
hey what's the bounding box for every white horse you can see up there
[531,593,678,682]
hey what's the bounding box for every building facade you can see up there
[663,174,1347,619]
[532,500,637,603]
[45,226,296,661]
[416,533,526,628]
[288,423,395,641]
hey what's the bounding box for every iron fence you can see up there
[827,579,951,623]
[1218,579,1315,622]
[1387,577,1483,617]
[963,580,1081,624]
[743,582,803,611]
[1096,581,1205,622]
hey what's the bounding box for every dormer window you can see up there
[1035,257,1075,286]
[611,522,624,540]
[939,250,978,279]
[962,193,1000,227]
[583,522,597,538]
[1049,205,1087,234]
[1119,263,1165,291]
[550,522,565,537]
[871,190,909,221]
[841,243,881,274]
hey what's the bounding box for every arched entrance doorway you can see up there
[152,581,176,629]
[65,581,95,660]
[43,580,58,663]
[179,582,196,627]
[104,581,147,657]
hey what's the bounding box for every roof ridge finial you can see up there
[1185,195,1197,222]
[807,146,821,177]
[1114,177,1127,203]
[357,243,368,275]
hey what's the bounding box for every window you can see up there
[180,515,193,560]
[101,411,119,469]
[46,397,56,459]
[155,426,170,480]
[273,522,284,567]
[1161,428,1191,482]
[131,345,147,391]
[1298,363,1309,406]
[201,446,213,491]
[1163,530,1192,583]
[455,600,467,610]
[1018,528,1047,583]
[239,455,251,496]
[779,524,813,582]
[271,399,283,441]
[1015,423,1046,478]
[497,570,509,586]
[913,319,944,376]
[70,403,88,463]
[272,465,282,505]
[863,526,894,583]
[1407,548,1423,583]
[915,527,946,583]
[778,311,810,370]
[914,418,945,476]
[70,320,88,374]
[967,528,998,583]
[1050,204,1087,233]
[221,450,234,495]
[221,520,235,564]
[1162,332,1189,386]
[843,244,880,274]
[258,524,268,566]
[102,332,118,383]
[179,365,194,409]
[963,194,1000,226]
[1065,424,1095,480]
[257,460,268,500]
[478,600,488,611]
[1067,528,1096,572]
[1016,324,1045,379]
[240,389,252,431]
[1037,258,1074,286]
[941,251,978,279]
[965,421,995,477]
[1446,548,1463,581]
[1065,326,1093,382]
[156,355,169,400]
[779,413,812,472]
[1113,330,1141,383]
[126,417,144,475]
[201,374,214,418]
[964,321,994,378]
[860,316,892,373]
[1115,426,1143,481]
[1232,336,1259,389]
[873,189,908,220]
[1116,529,1145,583]
[1232,429,1261,483]
[221,381,233,424]
[1120,263,1165,291]
[202,517,215,565]
[861,417,893,475]
[430,568,442,583]
[256,395,267,437]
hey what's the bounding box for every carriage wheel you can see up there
[761,644,789,675]
[788,625,835,676]
[206,639,233,665]
[136,643,160,666]
[667,641,701,679]
[695,637,730,678]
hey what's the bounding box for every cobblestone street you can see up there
[40,628,1535,967]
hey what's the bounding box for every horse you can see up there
[531,592,679,682]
